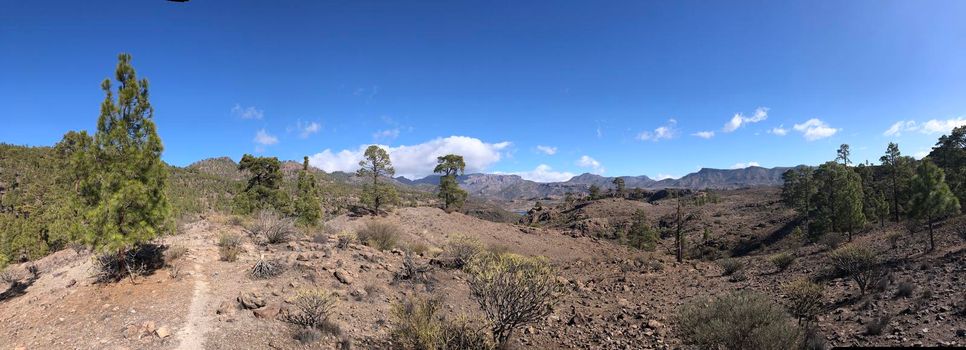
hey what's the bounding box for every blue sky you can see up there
[2,1,966,181]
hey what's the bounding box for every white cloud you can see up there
[372,128,400,141]
[914,150,929,159]
[654,173,677,180]
[637,119,677,142]
[307,136,511,179]
[497,164,574,183]
[535,145,558,155]
[692,131,715,139]
[731,161,761,169]
[723,107,769,132]
[576,155,605,174]
[297,121,321,138]
[883,117,966,137]
[253,129,278,145]
[232,104,264,120]
[793,118,839,141]
[768,125,788,136]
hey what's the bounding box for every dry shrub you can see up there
[250,256,286,279]
[218,233,243,262]
[164,244,188,264]
[769,252,796,272]
[285,289,338,331]
[828,245,880,296]
[895,281,915,298]
[887,232,902,249]
[717,258,744,276]
[818,232,845,250]
[677,291,800,350]
[394,253,434,287]
[356,221,400,251]
[785,279,824,324]
[466,252,562,346]
[248,210,296,244]
[390,295,492,350]
[92,244,165,283]
[865,315,891,335]
[336,231,354,249]
[440,234,484,269]
[406,241,431,256]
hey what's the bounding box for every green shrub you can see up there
[466,252,562,346]
[356,221,401,251]
[895,281,915,298]
[785,279,824,324]
[818,232,844,250]
[717,258,744,276]
[677,291,800,350]
[390,296,492,350]
[828,245,879,296]
[217,233,243,262]
[770,252,796,272]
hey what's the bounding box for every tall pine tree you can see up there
[357,145,398,213]
[433,154,467,211]
[908,161,960,251]
[295,156,322,226]
[86,53,170,254]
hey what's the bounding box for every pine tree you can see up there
[880,143,915,222]
[295,156,322,226]
[626,209,657,251]
[908,161,961,251]
[588,185,601,200]
[928,126,966,205]
[835,167,866,241]
[86,53,170,254]
[782,166,816,237]
[612,178,626,198]
[357,145,398,213]
[434,154,468,211]
[235,154,289,214]
[836,144,852,166]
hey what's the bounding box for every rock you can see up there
[155,326,171,339]
[646,319,664,332]
[143,321,156,334]
[238,292,266,309]
[334,269,353,285]
[350,288,368,299]
[253,304,281,319]
[216,301,237,316]
[66,279,77,288]
[957,329,966,337]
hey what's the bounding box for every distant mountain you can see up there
[398,166,793,201]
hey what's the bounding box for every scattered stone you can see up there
[238,292,266,309]
[155,326,171,339]
[334,269,353,285]
[253,304,281,319]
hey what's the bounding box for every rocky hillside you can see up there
[398,166,795,202]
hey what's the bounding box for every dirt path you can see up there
[175,230,216,350]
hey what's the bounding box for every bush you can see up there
[164,244,188,264]
[717,258,744,276]
[828,245,880,296]
[250,257,286,279]
[887,232,902,249]
[285,289,338,331]
[406,241,430,256]
[390,296,492,350]
[336,231,354,249]
[895,281,915,298]
[677,291,800,350]
[394,253,434,286]
[356,221,400,251]
[440,234,484,269]
[218,233,243,262]
[466,252,562,346]
[248,210,296,244]
[92,244,165,283]
[865,315,891,335]
[785,279,824,324]
[818,232,845,250]
[770,252,796,272]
